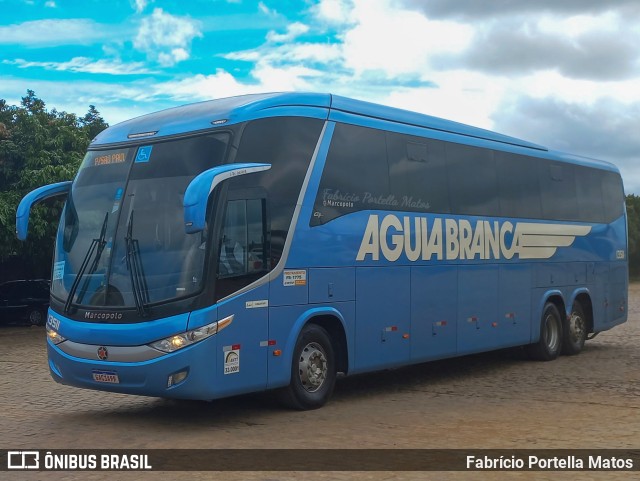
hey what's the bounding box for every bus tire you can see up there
[280,324,336,410]
[527,302,563,361]
[562,302,587,355]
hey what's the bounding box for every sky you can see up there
[1,0,638,194]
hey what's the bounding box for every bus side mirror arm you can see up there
[183,163,271,234]
[16,181,72,241]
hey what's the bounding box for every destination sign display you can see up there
[93,152,126,166]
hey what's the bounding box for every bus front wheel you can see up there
[280,324,336,410]
[528,302,563,361]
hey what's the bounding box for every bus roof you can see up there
[91,92,618,172]
[93,92,545,149]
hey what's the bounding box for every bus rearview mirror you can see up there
[183,163,271,234]
[16,181,72,240]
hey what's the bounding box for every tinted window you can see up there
[312,122,621,225]
[575,165,605,222]
[496,152,542,218]
[215,197,268,301]
[230,116,324,263]
[312,123,389,225]
[446,142,499,216]
[602,171,625,222]
[539,162,579,220]
[128,135,228,181]
[387,133,450,214]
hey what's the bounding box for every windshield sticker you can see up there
[53,261,65,280]
[135,146,153,163]
[283,270,307,286]
[94,152,126,166]
[112,188,123,213]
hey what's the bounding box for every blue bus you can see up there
[17,93,628,409]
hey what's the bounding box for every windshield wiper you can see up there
[125,210,150,317]
[64,212,109,313]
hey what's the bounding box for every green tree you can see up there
[626,194,640,278]
[0,91,108,279]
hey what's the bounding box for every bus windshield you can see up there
[52,133,230,310]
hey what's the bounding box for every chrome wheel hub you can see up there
[298,342,328,393]
[569,313,585,342]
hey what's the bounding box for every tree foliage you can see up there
[626,194,640,277]
[0,90,108,278]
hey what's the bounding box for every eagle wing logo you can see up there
[515,223,592,259]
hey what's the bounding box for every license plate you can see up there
[92,370,120,384]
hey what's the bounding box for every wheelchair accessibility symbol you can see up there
[135,146,153,163]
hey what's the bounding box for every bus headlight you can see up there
[46,325,67,345]
[149,315,233,353]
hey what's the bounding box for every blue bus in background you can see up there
[17,93,628,409]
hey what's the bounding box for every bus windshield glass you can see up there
[51,133,230,310]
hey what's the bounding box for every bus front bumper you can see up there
[47,336,219,400]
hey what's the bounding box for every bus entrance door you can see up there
[213,284,269,397]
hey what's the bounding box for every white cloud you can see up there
[0,19,112,45]
[45,1,56,8]
[133,8,202,66]
[266,22,310,43]
[226,42,341,65]
[251,64,321,91]
[151,70,258,101]
[312,0,355,25]
[341,0,472,78]
[258,2,277,16]
[382,71,507,129]
[133,0,154,13]
[4,57,154,75]
[149,63,323,102]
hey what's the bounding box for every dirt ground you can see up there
[1,284,639,481]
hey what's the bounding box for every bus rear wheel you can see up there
[527,302,563,361]
[280,324,336,410]
[562,302,587,355]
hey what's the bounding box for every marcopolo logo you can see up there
[84,311,123,320]
[356,214,592,262]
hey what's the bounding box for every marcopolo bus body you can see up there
[17,93,628,409]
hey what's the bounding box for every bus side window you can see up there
[216,198,268,299]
